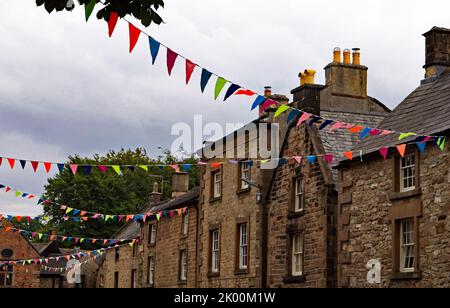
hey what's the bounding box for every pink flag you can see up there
[324,154,334,164]
[379,147,389,160]
[292,156,302,164]
[98,166,107,173]
[297,113,312,126]
[170,165,180,173]
[70,164,78,175]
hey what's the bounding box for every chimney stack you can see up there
[423,27,450,80]
[264,86,272,97]
[324,47,368,99]
[149,181,162,204]
[300,69,316,86]
[172,172,190,198]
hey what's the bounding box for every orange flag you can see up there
[397,144,406,158]
[343,152,353,160]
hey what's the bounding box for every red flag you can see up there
[129,23,141,53]
[235,89,256,96]
[44,162,52,173]
[31,161,39,173]
[167,48,178,76]
[379,147,389,160]
[211,163,222,168]
[108,12,119,37]
[7,158,15,169]
[185,59,196,84]
[0,157,2,166]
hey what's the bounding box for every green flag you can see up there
[112,166,122,175]
[139,165,149,172]
[214,77,228,100]
[274,105,290,119]
[85,0,96,22]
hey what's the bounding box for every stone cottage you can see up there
[336,27,450,288]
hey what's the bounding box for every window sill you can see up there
[288,210,305,219]
[209,197,222,204]
[390,271,422,281]
[180,234,189,240]
[237,188,251,196]
[389,188,422,201]
[207,272,220,278]
[283,275,306,284]
[178,280,187,286]
[148,243,156,248]
[235,268,249,276]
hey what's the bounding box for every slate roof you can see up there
[352,69,450,154]
[114,188,199,240]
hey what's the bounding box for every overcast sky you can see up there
[0,0,449,216]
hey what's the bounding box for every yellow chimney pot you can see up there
[300,69,316,86]
[333,47,342,63]
[343,49,351,64]
[352,48,361,65]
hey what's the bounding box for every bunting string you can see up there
[41,259,91,274]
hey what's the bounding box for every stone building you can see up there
[265,48,390,288]
[96,173,199,288]
[336,27,450,288]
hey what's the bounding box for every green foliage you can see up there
[35,0,165,27]
[41,148,199,241]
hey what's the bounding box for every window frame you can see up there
[237,223,249,272]
[179,249,188,282]
[131,269,137,289]
[148,223,157,246]
[237,161,252,193]
[114,272,119,289]
[399,154,416,193]
[148,256,155,287]
[210,168,223,201]
[399,219,415,273]
[181,211,189,236]
[291,233,304,277]
[209,228,221,276]
[0,264,13,287]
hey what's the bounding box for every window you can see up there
[149,224,157,245]
[294,177,304,212]
[291,234,304,276]
[238,224,248,270]
[240,162,251,190]
[52,277,63,289]
[179,250,188,281]
[132,243,137,257]
[400,220,415,272]
[115,247,120,261]
[131,269,137,288]
[114,272,119,289]
[148,257,155,286]
[400,154,416,192]
[182,212,189,236]
[211,229,220,273]
[211,170,222,199]
[0,265,13,287]
[99,275,104,288]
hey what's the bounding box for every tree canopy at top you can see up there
[36,0,165,27]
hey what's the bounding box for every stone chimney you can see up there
[423,27,450,80]
[259,86,290,118]
[172,172,189,198]
[291,69,325,115]
[149,181,162,204]
[324,47,368,99]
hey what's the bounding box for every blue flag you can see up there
[251,95,267,110]
[149,37,160,65]
[200,69,213,93]
[223,84,241,101]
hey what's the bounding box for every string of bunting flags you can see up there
[80,3,448,145]
[41,259,91,274]
[0,242,136,266]
[0,223,138,246]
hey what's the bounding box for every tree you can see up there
[36,0,165,27]
[41,148,199,242]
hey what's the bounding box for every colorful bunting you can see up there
[129,23,141,53]
[251,96,267,111]
[166,48,178,76]
[297,113,312,126]
[274,105,290,119]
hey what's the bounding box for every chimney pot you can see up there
[352,48,361,65]
[300,69,316,86]
[343,49,351,64]
[264,86,272,97]
[149,181,162,204]
[333,47,342,63]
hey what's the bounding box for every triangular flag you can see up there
[112,166,122,175]
[438,137,446,151]
[396,144,406,158]
[200,69,213,93]
[320,120,334,131]
[7,158,15,169]
[287,110,301,124]
[129,22,141,53]
[108,12,119,37]
[166,48,178,76]
[214,77,228,100]
[57,164,65,173]
[70,164,78,175]
[85,165,92,175]
[417,142,426,153]
[85,0,96,22]
[343,152,353,161]
[31,161,39,173]
[359,128,371,139]
[184,59,197,85]
[399,132,416,141]
[297,113,312,126]
[44,162,52,173]
[251,96,267,111]
[274,105,290,119]
[235,89,256,96]
[379,147,389,160]
[19,160,26,169]
[98,166,107,173]
[223,84,241,101]
[292,156,302,164]
[139,165,149,172]
[307,156,317,164]
[324,154,334,164]
[149,37,160,65]
[170,165,180,173]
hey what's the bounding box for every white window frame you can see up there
[400,219,415,273]
[182,212,189,236]
[239,224,248,270]
[149,224,157,245]
[211,230,220,273]
[294,177,304,212]
[180,250,188,281]
[400,154,416,193]
[131,269,137,289]
[0,264,13,287]
[292,234,304,276]
[241,162,250,190]
[148,257,155,285]
[213,171,222,198]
